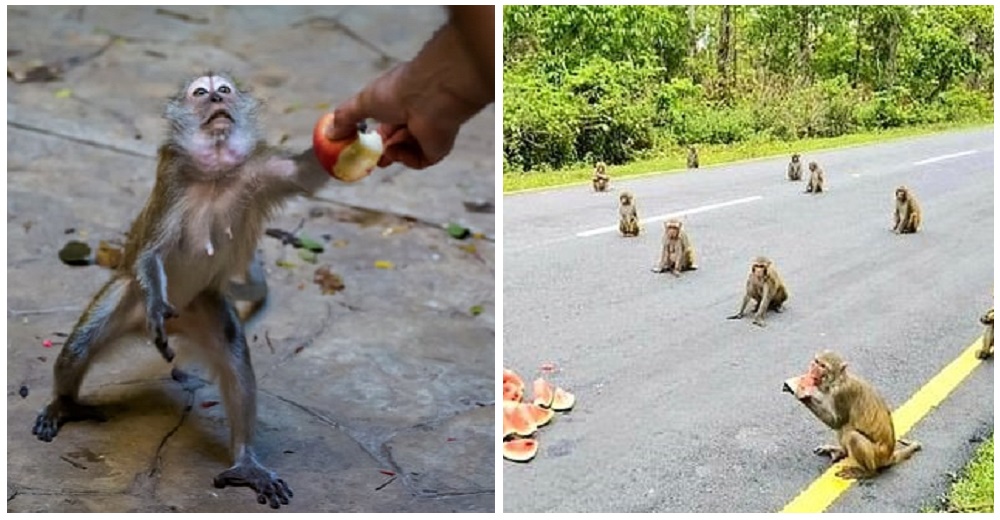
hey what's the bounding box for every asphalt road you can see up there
[502,128,995,513]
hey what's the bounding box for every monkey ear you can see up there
[838,362,848,376]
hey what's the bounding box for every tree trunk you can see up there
[717,5,733,98]
[852,6,862,88]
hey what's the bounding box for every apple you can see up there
[312,112,384,182]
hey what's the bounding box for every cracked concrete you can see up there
[7,6,495,513]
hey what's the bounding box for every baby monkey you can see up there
[31,73,339,508]
[652,219,697,276]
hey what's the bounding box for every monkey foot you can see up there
[32,397,105,442]
[752,319,767,328]
[214,463,293,509]
[813,445,846,462]
[976,349,993,360]
[834,466,872,480]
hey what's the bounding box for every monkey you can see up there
[727,256,788,327]
[687,146,699,169]
[978,308,994,359]
[787,153,803,181]
[805,161,825,194]
[652,219,698,276]
[788,350,922,479]
[592,161,610,192]
[618,191,640,237]
[892,185,922,234]
[29,73,345,508]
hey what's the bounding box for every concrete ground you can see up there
[6,6,494,513]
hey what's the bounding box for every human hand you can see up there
[324,22,493,169]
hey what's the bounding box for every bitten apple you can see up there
[312,113,384,182]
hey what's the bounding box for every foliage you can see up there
[503,5,994,175]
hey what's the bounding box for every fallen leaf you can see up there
[313,266,345,295]
[42,339,53,348]
[332,239,349,248]
[276,259,297,269]
[55,88,73,99]
[283,102,302,114]
[540,362,556,373]
[446,437,457,442]
[298,249,318,264]
[378,470,395,476]
[200,401,219,408]
[298,236,324,253]
[314,102,331,110]
[472,232,485,240]
[7,61,62,83]
[446,223,471,240]
[59,240,91,266]
[64,227,76,234]
[154,7,209,24]
[297,282,305,290]
[37,356,47,362]
[294,345,305,354]
[458,244,477,255]
[470,305,484,316]
[19,386,29,398]
[463,200,495,214]
[374,260,394,270]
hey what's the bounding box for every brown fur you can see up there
[978,308,994,359]
[687,147,699,169]
[802,351,921,479]
[727,256,788,327]
[654,220,697,275]
[805,162,825,194]
[893,185,922,234]
[788,154,803,181]
[618,191,640,237]
[592,161,610,192]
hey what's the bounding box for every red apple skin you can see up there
[312,112,351,176]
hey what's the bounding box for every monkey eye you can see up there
[218,85,231,94]
[193,87,208,97]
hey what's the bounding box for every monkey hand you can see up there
[147,300,178,362]
[752,317,767,328]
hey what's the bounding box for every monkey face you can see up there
[619,193,631,205]
[185,75,239,133]
[808,162,817,172]
[895,187,908,202]
[792,154,800,162]
[810,351,845,390]
[165,73,261,145]
[665,222,681,239]
[751,262,768,279]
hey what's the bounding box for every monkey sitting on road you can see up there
[652,220,697,276]
[618,191,640,237]
[687,146,699,169]
[892,185,922,234]
[29,73,344,508]
[592,161,610,192]
[786,350,922,479]
[727,256,787,327]
[978,308,994,359]
[805,161,825,194]
[787,153,803,181]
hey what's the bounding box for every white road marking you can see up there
[912,150,977,166]
[575,195,763,238]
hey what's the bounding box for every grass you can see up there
[503,120,993,194]
[929,435,994,513]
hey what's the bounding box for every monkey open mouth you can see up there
[203,109,234,129]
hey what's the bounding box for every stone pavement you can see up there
[6,6,495,513]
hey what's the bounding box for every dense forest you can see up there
[503,5,994,174]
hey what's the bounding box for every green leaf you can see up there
[446,223,471,239]
[298,250,318,264]
[470,305,484,316]
[298,236,325,253]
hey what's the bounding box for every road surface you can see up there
[502,128,994,513]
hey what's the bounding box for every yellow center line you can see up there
[780,337,988,513]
